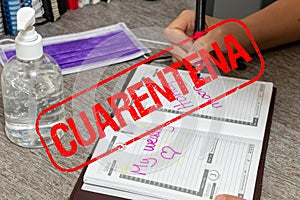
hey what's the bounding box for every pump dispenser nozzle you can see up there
[15,7,43,60]
[17,7,35,31]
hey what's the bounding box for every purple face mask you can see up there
[1,23,149,74]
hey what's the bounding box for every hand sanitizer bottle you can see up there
[1,7,65,148]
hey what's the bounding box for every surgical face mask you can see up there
[0,23,149,75]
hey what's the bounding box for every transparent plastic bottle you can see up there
[1,7,65,148]
[2,55,65,148]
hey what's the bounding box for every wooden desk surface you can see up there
[0,1,299,199]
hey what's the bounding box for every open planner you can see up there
[70,64,275,200]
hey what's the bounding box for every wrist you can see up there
[221,21,255,54]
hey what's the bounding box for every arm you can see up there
[244,0,300,51]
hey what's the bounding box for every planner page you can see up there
[83,124,262,200]
[117,64,273,140]
[82,64,273,200]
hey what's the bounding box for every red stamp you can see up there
[36,19,264,172]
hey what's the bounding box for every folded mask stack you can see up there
[0,23,149,75]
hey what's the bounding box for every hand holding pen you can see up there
[165,0,300,67]
[164,10,251,67]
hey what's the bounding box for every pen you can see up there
[194,0,206,35]
[194,0,247,72]
[194,0,206,77]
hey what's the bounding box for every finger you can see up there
[189,15,223,54]
[214,194,244,200]
[172,56,177,63]
[186,38,206,64]
[205,15,221,27]
[172,56,180,63]
[191,34,213,52]
[166,10,195,36]
[172,53,185,63]
[165,28,194,53]
[172,56,186,69]
[170,44,188,62]
[165,10,195,52]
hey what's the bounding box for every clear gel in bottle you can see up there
[1,7,65,148]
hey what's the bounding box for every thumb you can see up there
[185,37,206,65]
[186,34,213,65]
[214,194,244,200]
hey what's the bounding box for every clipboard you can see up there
[69,87,276,200]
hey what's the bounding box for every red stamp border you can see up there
[36,19,264,172]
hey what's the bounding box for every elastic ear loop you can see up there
[0,39,15,44]
[139,39,172,63]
